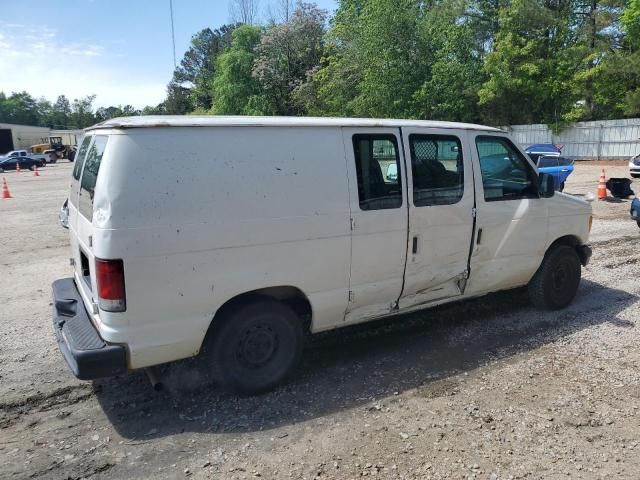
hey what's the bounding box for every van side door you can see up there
[466,134,548,294]
[398,128,476,308]
[342,128,409,323]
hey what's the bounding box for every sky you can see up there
[0,0,337,109]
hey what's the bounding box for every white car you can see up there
[629,153,640,178]
[52,116,593,394]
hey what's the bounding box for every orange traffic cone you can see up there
[33,165,40,176]
[15,162,20,173]
[2,178,12,198]
[597,168,607,200]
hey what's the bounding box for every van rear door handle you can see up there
[476,228,483,245]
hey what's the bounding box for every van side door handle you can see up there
[412,236,418,254]
[476,228,483,245]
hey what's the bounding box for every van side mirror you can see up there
[539,172,555,198]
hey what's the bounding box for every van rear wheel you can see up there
[208,300,304,394]
[528,245,581,310]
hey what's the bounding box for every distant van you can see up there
[52,116,592,394]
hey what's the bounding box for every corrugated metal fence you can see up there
[506,118,640,160]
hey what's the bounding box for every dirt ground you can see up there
[1,161,639,480]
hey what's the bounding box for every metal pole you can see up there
[597,124,603,161]
[169,0,177,69]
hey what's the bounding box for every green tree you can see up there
[164,82,193,114]
[253,1,327,115]
[0,91,40,125]
[592,0,640,117]
[413,22,483,122]
[52,95,72,129]
[95,106,124,122]
[294,0,363,116]
[36,97,54,128]
[173,26,237,111]
[302,0,427,118]
[70,95,97,128]
[351,0,426,117]
[210,25,265,114]
[141,103,167,115]
[478,0,577,125]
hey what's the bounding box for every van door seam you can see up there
[395,127,411,309]
[464,132,479,289]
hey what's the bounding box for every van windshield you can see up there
[78,135,108,219]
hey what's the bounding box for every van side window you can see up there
[352,135,402,211]
[409,135,464,206]
[476,136,538,201]
[78,135,108,219]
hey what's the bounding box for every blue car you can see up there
[525,143,563,163]
[536,155,574,192]
[631,197,640,228]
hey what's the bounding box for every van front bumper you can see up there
[577,245,592,266]
[52,278,127,380]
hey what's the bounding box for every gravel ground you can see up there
[1,161,639,480]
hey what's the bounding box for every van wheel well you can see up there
[201,287,312,351]
[547,235,580,254]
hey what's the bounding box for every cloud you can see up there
[0,25,166,108]
[59,44,105,57]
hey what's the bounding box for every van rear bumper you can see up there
[52,278,127,380]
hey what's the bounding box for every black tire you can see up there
[28,164,35,171]
[528,245,581,310]
[207,300,304,394]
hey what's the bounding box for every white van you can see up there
[52,116,592,393]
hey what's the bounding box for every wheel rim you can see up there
[551,260,570,292]
[236,322,279,369]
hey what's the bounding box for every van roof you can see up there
[87,115,504,132]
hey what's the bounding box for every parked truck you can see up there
[31,133,79,162]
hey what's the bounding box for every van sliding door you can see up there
[342,128,409,324]
[397,128,476,309]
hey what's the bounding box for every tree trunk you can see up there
[584,0,597,120]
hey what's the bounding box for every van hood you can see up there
[549,192,592,216]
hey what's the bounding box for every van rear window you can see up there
[78,136,108,219]
[69,136,92,208]
[72,136,92,181]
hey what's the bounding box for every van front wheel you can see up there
[528,245,581,310]
[208,300,304,394]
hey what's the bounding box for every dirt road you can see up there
[1,162,639,479]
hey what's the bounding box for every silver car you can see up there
[629,153,640,178]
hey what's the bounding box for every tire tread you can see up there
[528,245,581,310]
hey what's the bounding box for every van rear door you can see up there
[397,128,476,308]
[68,134,109,308]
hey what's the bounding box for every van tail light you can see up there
[95,258,126,312]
